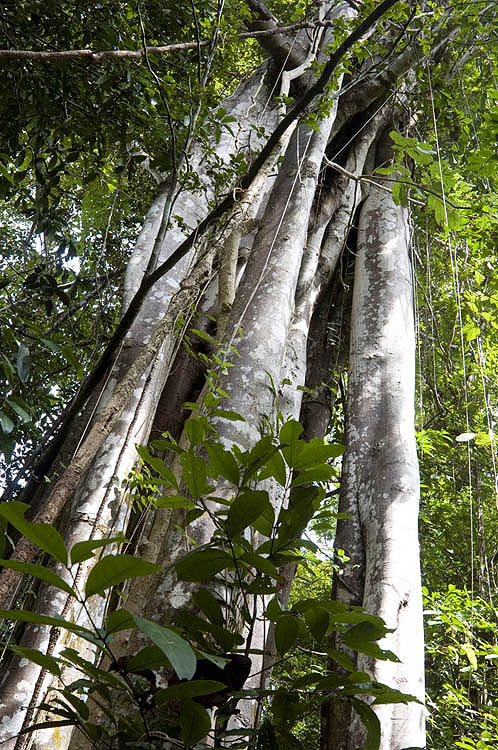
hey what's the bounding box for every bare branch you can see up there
[0,19,362,63]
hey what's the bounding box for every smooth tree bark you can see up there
[0,1,469,748]
[321,163,425,750]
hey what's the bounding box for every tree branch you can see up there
[0,19,355,63]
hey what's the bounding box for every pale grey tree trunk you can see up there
[323,172,425,750]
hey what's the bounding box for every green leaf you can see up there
[184,416,206,446]
[0,502,67,565]
[70,536,126,565]
[8,645,61,677]
[241,551,280,579]
[155,495,196,510]
[292,439,345,470]
[226,490,271,536]
[180,699,211,747]
[275,615,299,655]
[132,614,196,680]
[6,398,31,423]
[0,609,96,642]
[260,448,287,486]
[175,548,235,582]
[127,645,170,673]
[104,608,135,635]
[326,648,354,672]
[60,690,90,720]
[290,465,336,487]
[342,622,399,662]
[85,554,159,597]
[136,445,178,487]
[244,435,278,479]
[350,698,380,750]
[0,560,76,597]
[265,597,283,622]
[252,502,275,537]
[180,452,208,499]
[461,642,478,669]
[206,443,240,485]
[193,588,224,626]
[16,342,31,383]
[305,606,330,640]
[0,410,14,434]
[156,679,227,703]
[279,420,303,444]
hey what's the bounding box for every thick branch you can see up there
[0,21,346,63]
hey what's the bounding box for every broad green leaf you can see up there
[59,648,125,687]
[6,398,30,423]
[132,614,196,680]
[104,608,135,634]
[350,698,381,750]
[85,554,159,597]
[226,490,270,536]
[292,439,345,470]
[279,420,303,444]
[326,648,355,672]
[175,548,235,582]
[0,609,96,641]
[342,622,399,662]
[180,699,211,747]
[156,679,226,703]
[8,645,61,677]
[16,342,31,383]
[180,452,208,499]
[0,502,67,565]
[244,435,278,479]
[136,445,178,487]
[275,615,299,655]
[206,443,239,485]
[127,645,170,673]
[259,448,287,486]
[252,501,275,537]
[265,597,283,622]
[241,551,280,579]
[372,686,420,705]
[193,588,224,626]
[0,410,14,434]
[305,606,330,640]
[290,465,336,487]
[461,642,478,669]
[0,559,76,597]
[70,535,127,565]
[60,690,90,720]
[155,495,195,510]
[184,416,206,446]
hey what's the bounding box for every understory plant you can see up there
[0,395,417,749]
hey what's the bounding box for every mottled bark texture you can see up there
[322,168,425,750]
[0,2,436,748]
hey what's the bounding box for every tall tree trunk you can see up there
[322,162,425,750]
